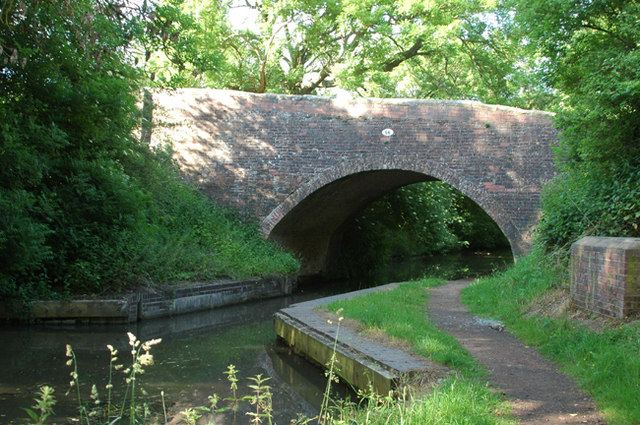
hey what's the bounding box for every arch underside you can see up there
[266,160,528,279]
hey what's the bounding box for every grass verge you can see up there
[325,278,516,425]
[461,249,640,425]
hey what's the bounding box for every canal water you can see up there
[0,250,512,424]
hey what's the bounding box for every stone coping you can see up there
[0,275,295,324]
[274,282,449,395]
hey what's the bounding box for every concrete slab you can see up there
[1,275,295,324]
[274,282,450,395]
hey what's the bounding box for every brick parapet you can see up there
[152,89,557,272]
[571,237,640,318]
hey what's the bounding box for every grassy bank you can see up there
[325,279,516,425]
[1,145,300,302]
[462,250,640,425]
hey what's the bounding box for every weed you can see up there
[246,374,273,425]
[22,282,515,425]
[319,308,344,425]
[23,386,56,425]
[224,364,241,423]
[50,333,162,425]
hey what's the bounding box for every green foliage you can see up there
[506,0,640,165]
[120,150,300,284]
[0,0,144,299]
[134,0,224,88]
[329,375,515,425]
[503,0,640,252]
[0,0,298,302]
[462,252,640,424]
[536,163,640,252]
[335,182,508,280]
[23,386,56,425]
[462,249,563,319]
[179,0,545,107]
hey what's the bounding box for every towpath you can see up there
[427,279,606,425]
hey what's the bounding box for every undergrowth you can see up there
[462,249,640,425]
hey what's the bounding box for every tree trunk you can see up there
[140,88,154,145]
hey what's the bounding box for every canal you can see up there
[0,250,512,424]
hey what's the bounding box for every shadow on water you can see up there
[0,249,512,424]
[381,248,513,282]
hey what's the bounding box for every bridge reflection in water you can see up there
[0,250,511,424]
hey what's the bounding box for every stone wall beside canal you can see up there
[0,275,296,324]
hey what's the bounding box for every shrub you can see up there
[536,161,640,253]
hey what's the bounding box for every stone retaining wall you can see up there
[0,275,295,324]
[571,237,640,318]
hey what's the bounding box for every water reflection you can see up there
[0,295,321,424]
[0,250,512,424]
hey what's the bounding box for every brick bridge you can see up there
[152,89,557,278]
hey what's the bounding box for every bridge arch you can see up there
[151,89,557,279]
[262,156,519,277]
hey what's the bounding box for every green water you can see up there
[0,249,512,424]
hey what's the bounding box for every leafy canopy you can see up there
[502,0,640,250]
[161,0,549,108]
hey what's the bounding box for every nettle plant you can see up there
[23,332,311,425]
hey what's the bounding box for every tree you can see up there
[504,0,640,250]
[506,0,640,165]
[0,0,146,298]
[0,0,298,302]
[189,0,542,106]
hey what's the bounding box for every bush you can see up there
[536,161,640,252]
[0,1,299,302]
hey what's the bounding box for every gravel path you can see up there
[427,280,606,424]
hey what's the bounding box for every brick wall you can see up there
[571,237,640,319]
[152,89,558,276]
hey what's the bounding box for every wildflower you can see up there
[138,352,154,366]
[142,338,162,351]
[90,384,100,404]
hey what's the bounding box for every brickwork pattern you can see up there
[571,237,640,318]
[152,89,557,268]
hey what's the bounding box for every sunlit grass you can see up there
[462,250,640,425]
[325,278,515,425]
[327,278,481,376]
[334,374,515,425]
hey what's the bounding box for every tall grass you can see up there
[462,250,640,425]
[330,374,514,425]
[105,148,300,292]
